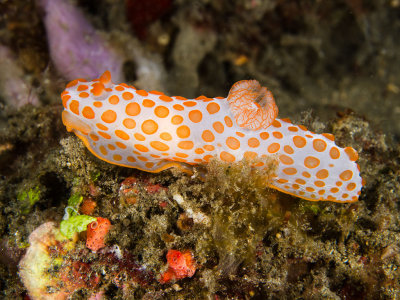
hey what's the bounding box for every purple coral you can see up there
[36,0,124,82]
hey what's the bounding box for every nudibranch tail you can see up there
[61,70,363,203]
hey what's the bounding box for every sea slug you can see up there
[61,71,363,202]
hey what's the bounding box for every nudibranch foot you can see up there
[61,70,363,203]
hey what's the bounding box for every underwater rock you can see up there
[0,45,39,108]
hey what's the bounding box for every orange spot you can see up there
[126,102,141,116]
[112,154,122,161]
[176,152,188,158]
[178,141,194,150]
[292,184,300,190]
[203,155,213,162]
[203,145,215,151]
[344,147,359,161]
[304,156,320,169]
[224,116,233,127]
[284,145,294,154]
[108,144,116,150]
[142,120,158,135]
[336,181,343,186]
[134,133,145,141]
[220,151,235,162]
[99,145,108,155]
[123,118,136,129]
[137,156,148,161]
[288,126,299,132]
[115,130,130,140]
[174,96,187,100]
[244,151,258,160]
[279,154,294,165]
[115,85,124,91]
[98,131,111,139]
[316,169,329,179]
[272,120,281,128]
[66,79,79,88]
[281,118,291,123]
[89,134,99,141]
[322,133,335,141]
[101,110,117,123]
[183,101,197,107]
[61,94,71,108]
[283,167,297,175]
[143,99,155,107]
[330,187,339,193]
[248,138,260,148]
[173,104,184,111]
[295,178,306,185]
[195,148,204,154]
[293,136,306,148]
[154,106,169,118]
[226,137,240,150]
[79,92,89,98]
[144,162,154,168]
[277,178,288,184]
[93,101,102,108]
[69,100,80,115]
[273,131,283,139]
[127,156,136,162]
[346,182,356,191]
[207,102,220,114]
[268,143,280,153]
[329,147,340,159]
[122,92,134,100]
[149,90,164,95]
[314,181,325,187]
[135,144,149,152]
[77,84,88,91]
[116,142,127,149]
[160,95,173,102]
[260,132,269,140]
[213,122,224,133]
[342,193,349,198]
[339,170,353,181]
[150,141,169,151]
[177,125,190,138]
[236,131,245,137]
[82,106,95,119]
[108,95,119,105]
[171,115,183,125]
[318,190,325,195]
[298,125,307,131]
[160,132,172,141]
[136,90,148,97]
[99,70,111,84]
[202,130,214,142]
[302,171,311,178]
[91,82,105,96]
[96,123,108,130]
[313,139,327,152]
[306,187,315,192]
[188,110,203,123]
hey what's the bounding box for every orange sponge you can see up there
[86,217,111,252]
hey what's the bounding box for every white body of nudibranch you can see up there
[61,71,364,202]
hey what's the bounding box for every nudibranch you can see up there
[61,71,364,202]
